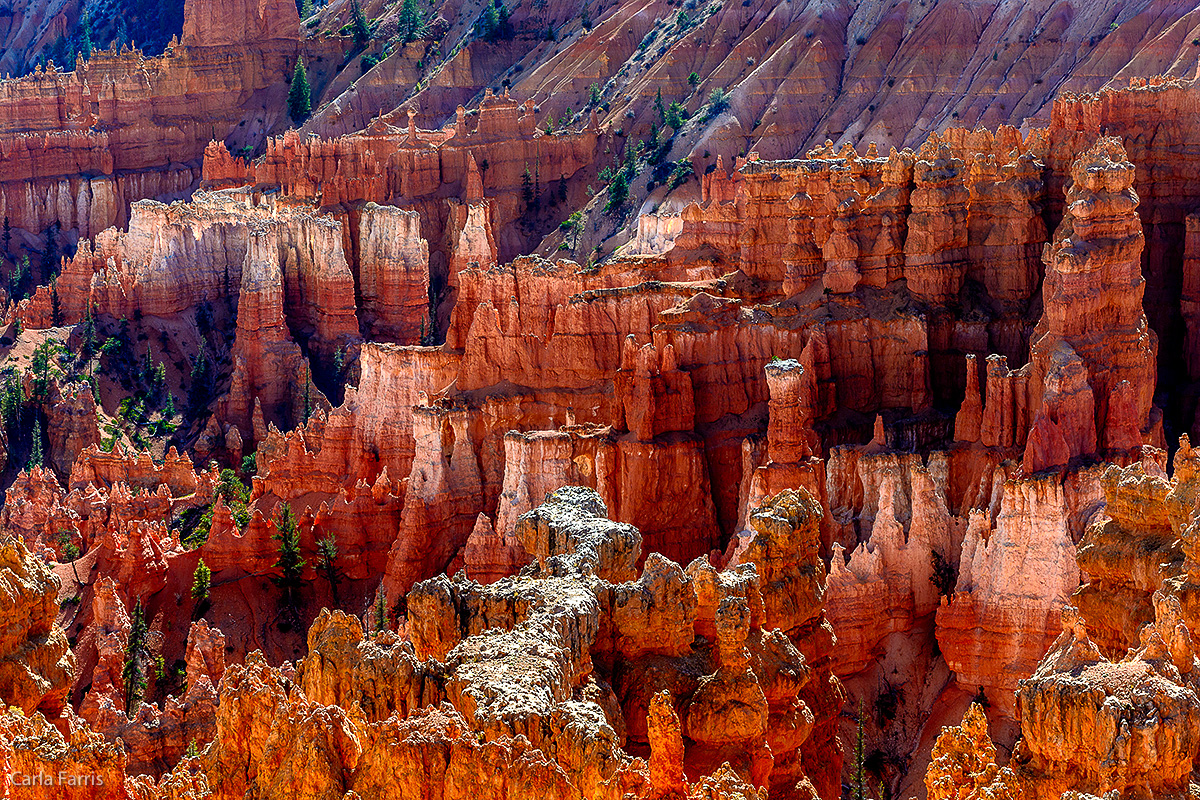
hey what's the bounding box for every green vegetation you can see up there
[172,505,213,550]
[216,469,251,515]
[604,170,628,213]
[288,58,312,124]
[521,166,535,208]
[271,504,306,623]
[396,0,426,43]
[559,211,584,250]
[929,549,956,597]
[315,534,342,605]
[665,101,687,130]
[122,600,149,713]
[373,586,388,633]
[191,559,211,602]
[474,0,512,42]
[704,87,729,121]
[351,0,372,46]
[852,699,867,800]
[27,418,43,469]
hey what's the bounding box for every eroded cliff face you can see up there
[0,486,839,799]
[10,0,1200,790]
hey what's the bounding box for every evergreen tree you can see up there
[477,0,498,40]
[654,88,665,123]
[2,216,10,259]
[397,0,423,42]
[853,699,866,800]
[271,504,306,619]
[373,586,387,632]
[474,0,510,41]
[40,222,59,277]
[315,534,342,605]
[0,373,23,435]
[81,303,97,358]
[50,279,61,327]
[9,255,29,300]
[27,417,42,470]
[301,371,312,425]
[605,171,628,214]
[521,166,534,208]
[557,175,568,204]
[666,101,686,130]
[187,343,211,415]
[288,58,312,124]
[191,559,211,602]
[122,599,148,713]
[78,11,93,60]
[30,340,55,404]
[350,0,371,46]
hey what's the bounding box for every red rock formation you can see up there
[194,486,818,799]
[0,0,305,243]
[1014,604,1200,800]
[356,202,430,343]
[935,476,1080,715]
[925,704,1019,800]
[0,536,74,717]
[1028,137,1158,459]
[46,380,102,479]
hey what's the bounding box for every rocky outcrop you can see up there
[356,203,430,343]
[935,477,1080,715]
[1027,137,1158,462]
[925,703,1019,800]
[1074,452,1189,656]
[192,486,827,799]
[1013,604,1200,800]
[0,537,74,718]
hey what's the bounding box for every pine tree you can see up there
[187,344,211,415]
[288,58,312,124]
[477,0,499,40]
[301,371,312,425]
[350,0,371,46]
[27,417,42,470]
[78,11,93,60]
[1,216,10,259]
[654,88,666,123]
[191,559,211,602]
[397,0,423,42]
[521,166,534,208]
[123,599,148,713]
[315,534,342,605]
[373,586,387,632]
[50,279,61,327]
[40,221,59,277]
[81,303,97,358]
[853,699,866,800]
[271,504,306,619]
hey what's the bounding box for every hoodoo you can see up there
[4,0,1200,796]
